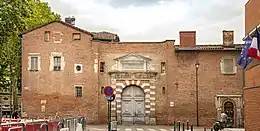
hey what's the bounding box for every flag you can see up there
[237,36,252,69]
[247,28,260,60]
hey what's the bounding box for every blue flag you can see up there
[237,36,253,69]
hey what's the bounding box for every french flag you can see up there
[247,28,260,60]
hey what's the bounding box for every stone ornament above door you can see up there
[111,54,155,72]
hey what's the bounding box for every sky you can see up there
[42,0,248,44]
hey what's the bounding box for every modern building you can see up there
[243,0,260,131]
[21,19,244,127]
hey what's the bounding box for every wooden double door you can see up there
[121,86,145,124]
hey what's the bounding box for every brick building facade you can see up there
[243,0,260,131]
[21,20,244,127]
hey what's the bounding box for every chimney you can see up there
[179,31,196,48]
[222,30,234,47]
[65,16,75,26]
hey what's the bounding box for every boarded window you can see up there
[73,33,81,40]
[161,62,166,74]
[31,56,39,71]
[223,58,234,73]
[75,86,83,98]
[53,56,61,71]
[44,31,50,41]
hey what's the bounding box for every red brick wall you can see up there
[22,22,99,123]
[244,64,260,131]
[244,0,260,130]
[243,86,260,131]
[22,22,243,126]
[245,0,260,34]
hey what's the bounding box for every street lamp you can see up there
[195,61,200,127]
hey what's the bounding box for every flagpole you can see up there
[243,24,260,40]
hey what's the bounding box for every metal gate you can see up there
[121,86,145,124]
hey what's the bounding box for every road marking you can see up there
[125,128,132,131]
[90,128,106,131]
[136,128,144,131]
[159,129,167,131]
[148,129,156,131]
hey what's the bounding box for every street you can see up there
[86,125,208,131]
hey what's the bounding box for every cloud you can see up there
[41,0,248,44]
[105,0,176,8]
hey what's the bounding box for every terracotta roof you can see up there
[21,20,94,36]
[174,44,244,51]
[92,31,120,42]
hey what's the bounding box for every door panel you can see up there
[121,86,145,124]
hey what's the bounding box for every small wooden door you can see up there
[121,86,145,124]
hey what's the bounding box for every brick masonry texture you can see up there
[22,21,243,126]
[245,0,260,34]
[244,0,260,131]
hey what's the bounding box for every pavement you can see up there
[86,124,208,131]
[86,125,245,131]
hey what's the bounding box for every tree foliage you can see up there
[0,0,61,110]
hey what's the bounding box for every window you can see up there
[101,86,104,94]
[44,31,50,41]
[53,56,61,71]
[74,64,83,73]
[100,62,105,72]
[75,86,83,98]
[220,56,237,74]
[161,62,166,74]
[121,60,145,70]
[73,33,81,40]
[29,56,39,71]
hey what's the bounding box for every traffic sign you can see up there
[106,94,115,101]
[104,86,114,96]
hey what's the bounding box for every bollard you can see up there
[40,122,49,131]
[204,127,206,131]
[182,123,185,131]
[178,121,180,131]
[187,121,189,130]
[173,121,176,131]
[191,125,193,131]
[211,128,213,131]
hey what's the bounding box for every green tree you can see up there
[0,0,61,112]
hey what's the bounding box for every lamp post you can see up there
[195,62,200,127]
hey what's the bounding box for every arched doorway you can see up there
[224,101,234,127]
[121,85,145,124]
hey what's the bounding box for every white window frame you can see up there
[220,56,237,75]
[74,85,83,98]
[73,33,81,40]
[28,53,41,71]
[53,31,63,43]
[74,64,83,73]
[49,52,65,71]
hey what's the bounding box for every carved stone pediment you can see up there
[111,54,155,71]
[114,54,151,61]
[108,71,157,80]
